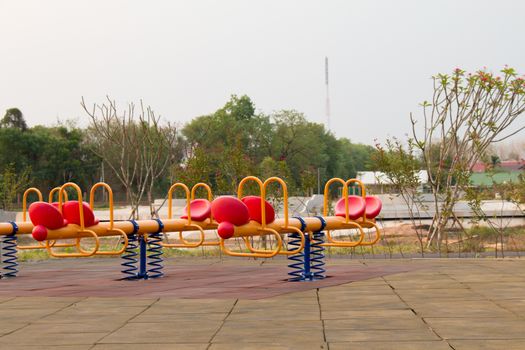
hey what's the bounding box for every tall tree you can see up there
[82,96,181,219]
[411,67,525,249]
[1,108,27,131]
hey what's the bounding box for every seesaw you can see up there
[0,176,382,281]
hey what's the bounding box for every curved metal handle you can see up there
[243,226,305,256]
[49,187,68,203]
[46,229,100,258]
[89,182,115,229]
[262,177,289,227]
[323,221,365,247]
[220,227,282,258]
[191,182,214,223]
[237,176,265,227]
[190,183,213,201]
[168,183,191,223]
[90,228,129,256]
[59,182,86,230]
[323,178,349,221]
[356,220,381,246]
[22,187,43,221]
[19,188,46,250]
[162,223,205,248]
[346,178,367,221]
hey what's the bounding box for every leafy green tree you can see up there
[411,67,525,249]
[0,163,31,210]
[1,108,27,131]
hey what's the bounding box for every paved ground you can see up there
[0,257,524,349]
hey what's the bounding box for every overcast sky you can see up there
[1,0,524,145]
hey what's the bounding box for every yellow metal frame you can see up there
[19,187,77,250]
[190,182,220,246]
[346,178,380,246]
[163,182,205,248]
[234,176,305,257]
[49,186,68,203]
[46,182,100,258]
[18,188,47,250]
[322,178,365,247]
[88,182,128,255]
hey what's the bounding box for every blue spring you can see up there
[287,216,327,282]
[121,233,138,279]
[2,222,19,278]
[147,219,164,279]
[288,217,310,282]
[310,231,326,279]
[287,232,305,281]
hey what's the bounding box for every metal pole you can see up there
[138,235,147,279]
[317,168,321,195]
[303,232,311,280]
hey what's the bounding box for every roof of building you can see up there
[356,171,428,185]
[472,160,525,173]
[469,171,523,186]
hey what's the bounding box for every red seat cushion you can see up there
[181,199,212,221]
[334,195,366,220]
[62,200,99,227]
[211,196,250,226]
[365,196,382,219]
[28,202,67,229]
[241,196,275,225]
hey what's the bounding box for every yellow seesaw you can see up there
[0,176,382,280]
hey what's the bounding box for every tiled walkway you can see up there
[0,258,524,349]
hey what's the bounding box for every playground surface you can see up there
[0,258,524,349]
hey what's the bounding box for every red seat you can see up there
[365,196,382,219]
[241,196,275,225]
[28,202,67,229]
[211,196,250,226]
[334,195,366,220]
[181,199,212,221]
[62,200,99,227]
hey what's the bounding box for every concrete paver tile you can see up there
[323,317,429,330]
[410,300,513,318]
[325,328,440,342]
[21,322,125,333]
[5,346,91,350]
[74,297,157,308]
[0,331,108,345]
[92,344,208,350]
[0,297,82,308]
[153,298,237,311]
[99,322,221,344]
[449,340,525,349]
[210,343,327,350]
[0,308,64,323]
[322,308,414,320]
[228,309,321,321]
[425,317,525,339]
[329,341,452,350]
[0,322,28,336]
[396,288,484,301]
[131,312,227,323]
[212,327,324,343]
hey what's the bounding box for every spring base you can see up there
[120,220,164,280]
[2,222,19,278]
[121,233,138,279]
[287,231,326,282]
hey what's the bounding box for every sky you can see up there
[1,0,525,145]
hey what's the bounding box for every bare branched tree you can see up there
[411,67,525,250]
[81,96,179,219]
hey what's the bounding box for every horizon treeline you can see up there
[0,96,374,207]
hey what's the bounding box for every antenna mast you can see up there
[325,57,331,131]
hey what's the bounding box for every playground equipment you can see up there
[0,176,382,281]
